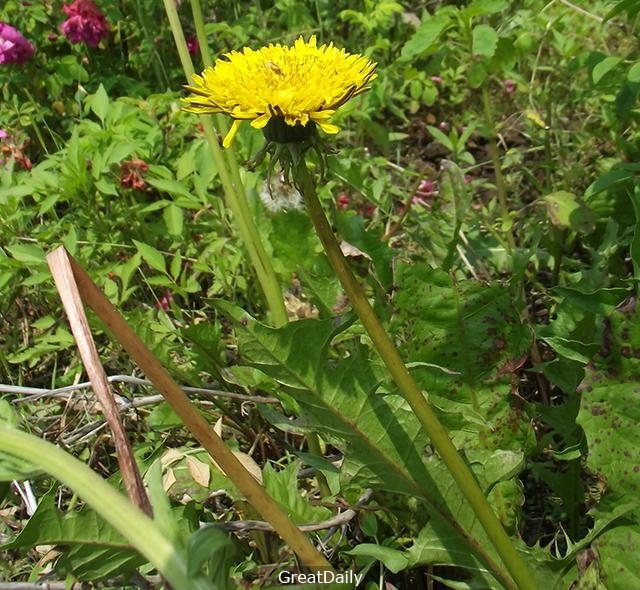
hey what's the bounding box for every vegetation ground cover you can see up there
[1,1,640,588]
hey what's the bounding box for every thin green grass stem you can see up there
[164,0,287,328]
[481,83,516,254]
[293,157,537,590]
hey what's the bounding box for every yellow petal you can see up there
[317,121,339,135]
[251,113,272,129]
[222,120,242,148]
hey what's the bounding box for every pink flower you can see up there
[430,76,443,84]
[186,36,199,56]
[504,79,516,95]
[336,193,351,210]
[413,179,437,207]
[60,0,109,47]
[0,23,35,65]
[157,290,173,312]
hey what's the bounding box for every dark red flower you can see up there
[186,36,199,56]
[120,159,149,190]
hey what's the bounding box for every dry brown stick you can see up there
[47,249,153,517]
[45,246,333,572]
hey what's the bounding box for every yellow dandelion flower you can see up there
[183,35,377,148]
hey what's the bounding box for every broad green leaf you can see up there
[263,461,332,524]
[543,191,596,234]
[593,524,640,589]
[6,243,46,265]
[472,24,499,58]
[187,525,241,588]
[576,304,640,501]
[464,0,508,17]
[627,61,640,83]
[345,544,409,573]
[89,83,109,124]
[133,239,166,274]
[163,203,184,236]
[592,56,622,85]
[605,0,640,21]
[468,60,488,88]
[216,302,537,586]
[426,125,454,151]
[390,264,531,385]
[1,487,145,579]
[401,14,451,60]
[146,177,195,200]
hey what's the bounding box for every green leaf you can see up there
[146,177,195,200]
[216,302,533,586]
[89,84,110,124]
[468,61,488,88]
[401,14,451,60]
[263,461,332,524]
[543,191,596,233]
[133,240,166,274]
[627,61,640,83]
[464,0,508,17]
[576,304,640,502]
[593,525,640,589]
[390,264,531,385]
[426,125,454,151]
[472,24,499,58]
[187,525,241,588]
[163,204,184,236]
[592,56,622,85]
[6,243,46,265]
[631,186,640,277]
[605,0,640,21]
[1,488,145,579]
[345,544,409,573]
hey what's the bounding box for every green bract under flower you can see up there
[183,35,377,148]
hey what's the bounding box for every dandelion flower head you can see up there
[183,35,377,148]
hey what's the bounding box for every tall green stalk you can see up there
[292,156,537,590]
[163,0,288,328]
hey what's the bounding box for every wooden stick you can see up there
[47,248,152,517]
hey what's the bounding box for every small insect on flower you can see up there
[264,60,283,76]
[182,35,377,148]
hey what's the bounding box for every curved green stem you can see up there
[293,158,537,590]
[0,427,214,590]
[164,0,288,327]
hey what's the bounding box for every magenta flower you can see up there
[504,79,516,95]
[0,23,35,65]
[60,0,109,47]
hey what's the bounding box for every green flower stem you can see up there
[164,0,288,328]
[481,82,516,254]
[294,158,537,590]
[0,427,214,590]
[187,1,333,498]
